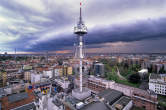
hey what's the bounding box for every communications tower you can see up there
[72,2,91,100]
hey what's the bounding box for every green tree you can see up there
[159,65,166,74]
[148,65,153,73]
[128,73,140,83]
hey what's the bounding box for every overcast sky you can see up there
[0,0,166,53]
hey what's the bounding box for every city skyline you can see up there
[0,0,166,53]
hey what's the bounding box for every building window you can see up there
[142,100,145,104]
[142,96,145,98]
[142,106,146,109]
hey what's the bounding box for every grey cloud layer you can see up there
[0,0,166,52]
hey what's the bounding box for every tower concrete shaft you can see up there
[79,36,83,92]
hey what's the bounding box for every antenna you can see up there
[80,2,82,21]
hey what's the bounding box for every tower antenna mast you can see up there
[72,1,91,100]
[74,1,87,92]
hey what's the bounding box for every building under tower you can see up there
[72,2,91,100]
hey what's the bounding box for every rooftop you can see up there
[8,92,28,103]
[138,69,148,73]
[12,102,36,110]
[1,91,35,110]
[149,73,166,85]
[150,74,161,79]
[139,82,149,90]
[112,96,131,110]
[80,101,110,110]
[52,99,63,107]
[88,76,114,84]
[0,88,6,98]
[98,89,123,105]
[94,63,104,66]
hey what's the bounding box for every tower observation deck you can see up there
[74,3,87,35]
[72,2,91,100]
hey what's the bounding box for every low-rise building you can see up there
[43,69,53,79]
[1,91,36,110]
[88,76,115,92]
[54,66,63,77]
[112,83,157,110]
[97,89,123,105]
[132,90,157,110]
[87,76,158,110]
[54,77,70,90]
[112,96,132,110]
[31,72,42,84]
[62,88,132,110]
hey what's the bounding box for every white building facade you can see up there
[31,73,42,83]
[43,70,53,79]
[149,74,166,95]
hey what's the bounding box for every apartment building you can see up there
[149,73,166,95]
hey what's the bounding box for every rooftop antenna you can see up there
[79,2,82,23]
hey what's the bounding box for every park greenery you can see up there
[158,95,166,108]
[99,58,142,88]
[0,56,13,61]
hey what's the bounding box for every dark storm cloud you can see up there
[23,18,166,52]
[85,18,166,44]
[24,35,75,52]
[7,34,38,51]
